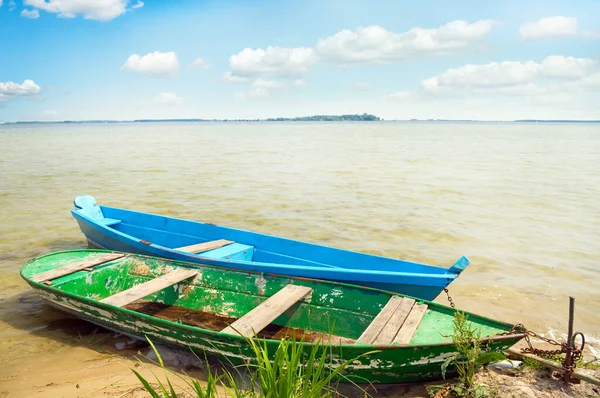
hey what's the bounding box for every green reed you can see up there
[132,335,372,398]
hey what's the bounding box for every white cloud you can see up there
[539,55,596,79]
[8,0,15,11]
[20,8,39,18]
[146,92,183,107]
[293,79,306,86]
[24,0,131,21]
[519,16,600,40]
[418,56,600,109]
[228,46,316,78]
[130,0,143,9]
[122,51,179,77]
[422,56,597,93]
[519,17,579,40]
[316,20,497,64]
[423,61,539,92]
[0,80,41,101]
[222,71,248,83]
[191,57,209,69]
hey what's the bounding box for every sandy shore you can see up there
[1,334,598,398]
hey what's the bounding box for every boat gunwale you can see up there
[21,249,523,350]
[71,209,461,284]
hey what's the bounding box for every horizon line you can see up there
[2,118,600,125]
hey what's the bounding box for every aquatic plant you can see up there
[132,334,372,398]
[428,311,505,398]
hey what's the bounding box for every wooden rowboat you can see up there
[71,195,470,300]
[21,249,524,384]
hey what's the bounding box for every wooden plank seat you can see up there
[221,284,313,338]
[31,253,126,284]
[393,303,428,344]
[175,239,234,254]
[101,268,198,307]
[356,296,428,345]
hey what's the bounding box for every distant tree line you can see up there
[266,113,381,122]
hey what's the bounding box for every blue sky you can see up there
[1,0,599,121]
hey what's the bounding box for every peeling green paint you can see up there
[21,250,524,384]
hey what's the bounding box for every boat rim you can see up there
[21,249,524,349]
[71,209,463,283]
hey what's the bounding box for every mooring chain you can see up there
[442,289,585,379]
[443,287,455,308]
[504,323,585,377]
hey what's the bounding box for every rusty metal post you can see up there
[563,296,575,383]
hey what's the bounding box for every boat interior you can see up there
[28,252,509,346]
[73,195,464,274]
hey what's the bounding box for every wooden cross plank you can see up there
[393,303,429,345]
[373,298,415,345]
[355,296,403,345]
[31,253,125,283]
[221,284,312,338]
[175,239,234,254]
[100,268,198,308]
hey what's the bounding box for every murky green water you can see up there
[1,121,599,373]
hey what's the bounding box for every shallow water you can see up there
[1,121,599,384]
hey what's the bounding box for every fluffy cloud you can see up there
[519,17,579,39]
[23,0,138,21]
[538,55,596,78]
[130,0,143,9]
[316,20,497,64]
[147,92,183,107]
[225,20,495,78]
[122,51,179,77]
[191,57,209,69]
[228,46,316,78]
[0,79,41,101]
[20,8,39,18]
[422,56,597,93]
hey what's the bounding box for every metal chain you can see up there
[504,323,585,378]
[442,289,585,380]
[443,287,456,308]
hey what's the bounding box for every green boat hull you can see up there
[21,250,524,384]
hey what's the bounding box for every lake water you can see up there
[1,122,599,390]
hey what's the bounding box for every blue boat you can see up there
[70,195,469,300]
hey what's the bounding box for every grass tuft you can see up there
[427,311,503,398]
[133,333,373,398]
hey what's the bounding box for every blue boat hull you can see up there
[71,196,469,301]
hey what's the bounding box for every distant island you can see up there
[266,113,381,122]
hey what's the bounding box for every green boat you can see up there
[21,250,525,383]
